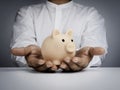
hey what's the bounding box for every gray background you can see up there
[0,0,119,67]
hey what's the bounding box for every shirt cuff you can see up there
[12,55,28,67]
[87,56,102,68]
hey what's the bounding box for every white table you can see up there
[0,67,120,90]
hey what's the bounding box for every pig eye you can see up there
[71,39,73,42]
[62,39,65,42]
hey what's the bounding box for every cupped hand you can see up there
[60,47,105,72]
[11,45,58,72]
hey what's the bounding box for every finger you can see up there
[27,56,45,68]
[46,61,53,68]
[38,59,45,65]
[34,61,54,72]
[51,65,58,71]
[30,59,45,68]
[11,45,41,56]
[72,57,89,69]
[72,57,79,63]
[46,61,58,72]
[11,47,29,56]
[64,57,80,71]
[89,47,105,56]
[11,45,32,56]
[76,47,90,57]
[60,62,70,71]
[34,64,47,72]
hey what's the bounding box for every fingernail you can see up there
[72,57,79,63]
[46,61,53,68]
[60,64,66,69]
[38,60,45,65]
[51,65,57,71]
[46,64,52,68]
[46,63,52,68]
[64,57,70,63]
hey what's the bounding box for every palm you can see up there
[11,45,56,72]
[60,47,105,71]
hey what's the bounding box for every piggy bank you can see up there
[41,30,76,62]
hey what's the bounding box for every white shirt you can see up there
[10,1,108,67]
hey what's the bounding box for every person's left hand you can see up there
[60,47,105,72]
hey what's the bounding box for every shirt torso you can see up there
[31,1,88,49]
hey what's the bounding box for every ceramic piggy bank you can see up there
[41,30,76,62]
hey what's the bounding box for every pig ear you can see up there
[52,30,60,38]
[65,30,73,37]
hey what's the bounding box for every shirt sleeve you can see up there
[81,7,108,67]
[10,6,37,66]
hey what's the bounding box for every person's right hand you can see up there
[11,45,58,72]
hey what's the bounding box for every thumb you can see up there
[89,47,105,56]
[76,47,90,56]
[11,46,31,56]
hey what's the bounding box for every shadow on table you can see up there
[0,67,97,74]
[26,68,86,74]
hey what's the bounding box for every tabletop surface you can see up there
[0,67,120,90]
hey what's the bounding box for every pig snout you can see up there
[66,43,75,53]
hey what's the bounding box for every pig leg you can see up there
[52,60,61,66]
